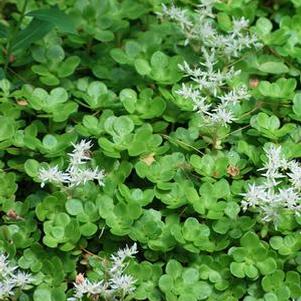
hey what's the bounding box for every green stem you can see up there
[4,0,28,73]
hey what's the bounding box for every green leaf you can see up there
[241,232,260,248]
[217,12,232,31]
[258,62,289,74]
[0,24,8,38]
[151,51,169,68]
[256,17,273,35]
[225,202,240,219]
[166,259,183,279]
[257,258,277,275]
[80,223,98,236]
[230,262,245,278]
[24,159,40,177]
[12,19,53,52]
[0,116,16,141]
[192,282,212,300]
[27,7,76,33]
[293,93,301,116]
[57,56,80,78]
[244,264,258,278]
[182,268,199,284]
[66,199,84,216]
[42,135,58,149]
[33,288,52,301]
[135,59,151,75]
[159,274,173,292]
[120,89,137,113]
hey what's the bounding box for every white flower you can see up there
[242,145,301,225]
[160,4,192,30]
[0,254,16,277]
[276,188,300,210]
[73,279,104,298]
[109,274,136,294]
[196,0,216,18]
[232,17,249,36]
[241,184,266,210]
[68,167,105,187]
[110,244,138,275]
[116,243,138,261]
[0,281,14,299]
[38,140,106,188]
[176,83,201,101]
[159,1,261,58]
[218,85,250,106]
[69,244,138,300]
[192,20,216,42]
[210,107,236,124]
[68,139,93,167]
[38,166,70,187]
[287,160,301,190]
[0,253,33,299]
[11,271,33,288]
[176,83,210,114]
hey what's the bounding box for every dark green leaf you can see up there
[12,19,53,52]
[27,7,76,33]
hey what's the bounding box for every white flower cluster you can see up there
[160,0,262,56]
[68,244,138,301]
[176,47,250,125]
[38,140,105,188]
[0,253,33,300]
[160,1,258,125]
[242,145,301,224]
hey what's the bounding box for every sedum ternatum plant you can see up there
[2,0,301,300]
[160,0,261,125]
[0,254,33,300]
[68,244,138,301]
[38,140,105,188]
[242,145,301,225]
[160,0,261,56]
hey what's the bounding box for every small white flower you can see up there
[287,160,301,190]
[110,243,138,275]
[0,281,14,299]
[110,274,136,294]
[73,279,104,298]
[210,107,236,124]
[68,139,93,167]
[276,188,300,210]
[38,166,70,187]
[218,85,250,106]
[69,167,105,187]
[69,244,138,300]
[232,17,249,36]
[160,4,193,30]
[116,243,138,260]
[0,253,33,299]
[11,271,33,288]
[196,0,216,18]
[241,184,266,210]
[242,145,301,225]
[38,140,106,188]
[176,83,210,114]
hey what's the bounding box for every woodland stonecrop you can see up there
[2,0,301,300]
[160,0,261,125]
[68,244,138,301]
[38,140,105,188]
[242,145,301,225]
[0,254,33,300]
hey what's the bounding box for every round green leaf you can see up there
[65,199,84,215]
[33,288,52,301]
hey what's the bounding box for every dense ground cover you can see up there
[1,0,301,300]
